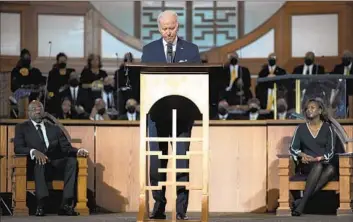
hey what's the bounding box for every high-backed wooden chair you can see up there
[276,121,353,216]
[11,138,89,216]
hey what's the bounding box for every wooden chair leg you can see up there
[337,156,353,215]
[13,156,28,216]
[75,157,89,216]
[276,157,291,216]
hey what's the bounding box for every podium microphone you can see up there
[43,41,52,111]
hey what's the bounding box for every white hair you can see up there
[157,10,178,28]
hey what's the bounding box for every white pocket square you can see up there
[178,59,187,63]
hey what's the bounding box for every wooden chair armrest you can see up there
[337,152,353,157]
[71,138,82,144]
[277,154,291,159]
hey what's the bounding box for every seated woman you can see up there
[290,97,337,216]
[56,97,89,120]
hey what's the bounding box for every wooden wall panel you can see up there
[0,125,7,192]
[7,125,15,192]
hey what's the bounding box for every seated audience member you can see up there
[290,98,337,216]
[276,98,292,120]
[220,52,252,106]
[80,54,108,100]
[89,98,110,120]
[46,53,75,114]
[236,98,271,120]
[115,52,140,114]
[11,49,45,102]
[56,98,88,120]
[256,53,287,110]
[99,76,118,119]
[288,51,326,109]
[212,100,234,120]
[13,100,88,216]
[118,98,140,121]
[201,54,208,64]
[60,71,92,117]
[293,51,325,75]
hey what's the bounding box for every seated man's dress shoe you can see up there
[58,205,79,216]
[177,214,189,220]
[149,212,166,219]
[35,207,45,216]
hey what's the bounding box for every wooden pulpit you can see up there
[127,63,221,222]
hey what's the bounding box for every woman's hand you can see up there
[301,153,315,164]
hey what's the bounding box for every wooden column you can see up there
[337,156,353,215]
[12,157,28,216]
[134,1,141,40]
[276,156,291,216]
[237,1,245,39]
[76,157,89,216]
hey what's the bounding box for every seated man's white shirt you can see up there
[90,114,104,121]
[127,112,137,121]
[218,113,229,120]
[303,64,314,75]
[249,112,259,120]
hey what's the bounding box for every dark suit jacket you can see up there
[14,120,77,160]
[331,63,353,95]
[256,65,287,109]
[211,114,235,120]
[118,112,140,120]
[60,87,92,113]
[141,37,201,124]
[220,65,252,105]
[292,64,325,75]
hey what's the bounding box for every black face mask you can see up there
[22,59,31,68]
[268,59,276,66]
[218,107,228,116]
[277,104,287,113]
[304,58,313,66]
[127,106,136,114]
[69,79,79,87]
[104,85,114,93]
[230,58,238,65]
[98,108,106,115]
[249,107,259,113]
[58,62,67,69]
[342,58,351,66]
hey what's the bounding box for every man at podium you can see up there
[141,10,201,220]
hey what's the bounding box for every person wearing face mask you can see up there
[211,100,234,120]
[221,52,252,106]
[59,72,91,118]
[330,50,353,115]
[118,98,140,121]
[46,53,76,114]
[89,98,110,120]
[276,98,292,120]
[237,98,268,120]
[97,76,118,119]
[115,52,140,114]
[256,53,287,110]
[11,49,45,111]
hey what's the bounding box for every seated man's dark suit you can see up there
[141,37,201,216]
[14,120,79,205]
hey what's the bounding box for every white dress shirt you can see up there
[228,64,239,88]
[102,91,114,109]
[30,120,49,160]
[127,112,137,121]
[278,111,287,120]
[162,37,177,59]
[70,86,79,101]
[344,63,352,75]
[268,65,276,74]
[303,64,314,75]
[218,113,229,120]
[249,112,259,120]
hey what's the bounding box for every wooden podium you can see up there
[127,64,221,222]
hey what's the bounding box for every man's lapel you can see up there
[27,121,47,150]
[174,38,184,63]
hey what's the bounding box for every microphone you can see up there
[167,43,173,63]
[43,41,52,111]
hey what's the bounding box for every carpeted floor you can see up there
[2,213,353,222]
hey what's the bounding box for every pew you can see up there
[11,138,89,216]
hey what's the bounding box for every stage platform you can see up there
[2,213,353,222]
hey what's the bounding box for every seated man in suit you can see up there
[98,76,118,119]
[212,100,235,120]
[221,52,252,106]
[14,100,88,216]
[236,98,272,120]
[141,10,201,220]
[118,98,140,121]
[256,53,287,110]
[59,71,92,117]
